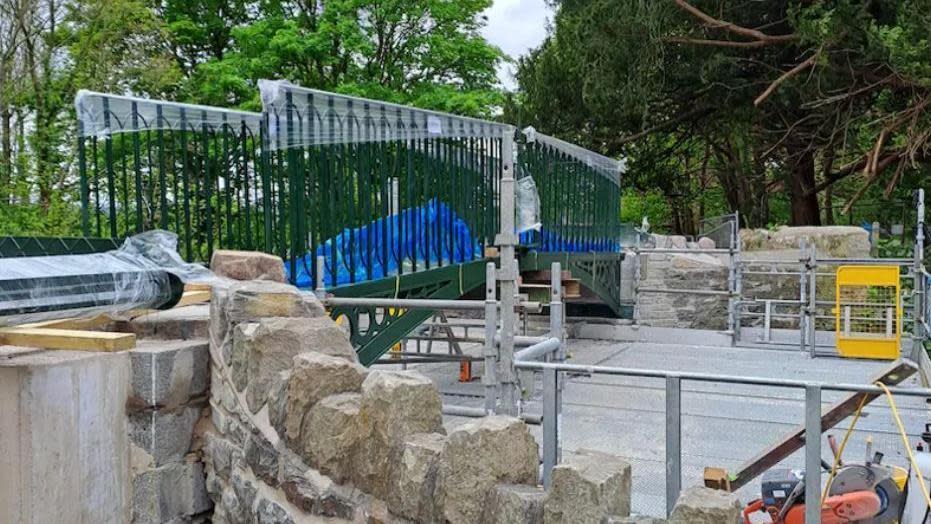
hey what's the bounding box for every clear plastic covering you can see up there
[75,90,263,138]
[259,79,513,150]
[0,230,216,326]
[522,126,626,186]
[516,176,542,233]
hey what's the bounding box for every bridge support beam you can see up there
[496,129,519,416]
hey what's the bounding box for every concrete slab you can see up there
[390,324,928,518]
[0,348,131,523]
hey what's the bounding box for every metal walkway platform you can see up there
[394,324,928,518]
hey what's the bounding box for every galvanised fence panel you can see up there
[260,80,510,288]
[75,91,272,263]
[519,127,624,252]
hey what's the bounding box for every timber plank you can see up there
[0,327,136,352]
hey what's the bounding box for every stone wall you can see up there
[634,226,872,330]
[203,280,538,523]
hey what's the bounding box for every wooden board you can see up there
[174,289,211,308]
[713,359,916,491]
[0,327,136,352]
[16,315,113,331]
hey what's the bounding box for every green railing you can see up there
[519,127,623,252]
[76,91,272,263]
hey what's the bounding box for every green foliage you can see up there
[0,0,505,237]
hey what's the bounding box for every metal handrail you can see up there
[517,359,931,521]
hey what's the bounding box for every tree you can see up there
[512,0,931,229]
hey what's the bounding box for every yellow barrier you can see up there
[835,265,901,359]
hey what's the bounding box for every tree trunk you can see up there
[0,106,10,204]
[785,148,821,225]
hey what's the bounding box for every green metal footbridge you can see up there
[25,82,625,365]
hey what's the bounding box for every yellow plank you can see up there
[175,290,211,308]
[184,282,213,292]
[0,327,136,352]
[16,315,112,331]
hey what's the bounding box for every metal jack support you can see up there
[496,128,519,416]
[550,262,564,465]
[483,262,498,413]
[912,189,926,369]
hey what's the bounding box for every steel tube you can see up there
[635,248,731,255]
[513,361,931,397]
[325,297,486,310]
[637,288,733,297]
[441,404,541,425]
[665,376,682,517]
[805,385,822,524]
[542,366,558,488]
[514,337,561,362]
[483,262,498,413]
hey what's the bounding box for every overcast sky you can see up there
[481,0,553,90]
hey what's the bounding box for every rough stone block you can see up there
[279,450,359,520]
[227,281,325,325]
[244,316,357,413]
[544,449,632,524]
[283,352,365,444]
[481,483,545,524]
[128,340,210,412]
[211,249,287,283]
[203,430,243,482]
[353,370,445,498]
[387,432,447,522]
[267,370,291,439]
[244,430,279,487]
[129,405,207,466]
[697,237,716,249]
[132,460,212,524]
[255,498,295,524]
[668,486,740,524]
[302,392,363,483]
[230,468,258,517]
[604,516,665,523]
[435,416,539,524]
[230,323,258,392]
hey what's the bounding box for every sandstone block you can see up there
[284,352,365,444]
[302,392,363,483]
[435,416,539,524]
[668,486,740,524]
[243,316,357,413]
[697,237,716,249]
[543,449,631,524]
[481,484,545,524]
[387,432,447,522]
[128,341,210,411]
[211,249,287,283]
[227,280,325,325]
[353,370,445,498]
[240,316,352,412]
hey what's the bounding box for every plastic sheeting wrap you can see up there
[259,79,512,150]
[75,89,262,137]
[0,230,214,326]
[516,176,541,234]
[285,200,481,287]
[522,126,626,186]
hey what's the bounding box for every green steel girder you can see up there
[520,251,625,316]
[328,259,491,366]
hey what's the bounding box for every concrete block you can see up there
[132,460,212,524]
[130,405,207,466]
[127,340,210,411]
[0,349,131,524]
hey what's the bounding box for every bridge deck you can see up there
[390,324,926,518]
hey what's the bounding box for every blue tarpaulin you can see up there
[520,228,619,253]
[286,200,481,288]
